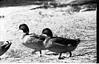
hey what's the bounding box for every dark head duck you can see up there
[19,24,29,35]
[19,24,46,57]
[42,28,81,59]
[42,28,53,38]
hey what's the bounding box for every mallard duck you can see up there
[19,24,46,57]
[0,41,12,56]
[42,28,80,59]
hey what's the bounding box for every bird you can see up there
[41,28,80,59]
[19,24,46,57]
[0,41,12,56]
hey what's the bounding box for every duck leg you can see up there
[58,53,63,59]
[32,50,37,54]
[69,51,72,57]
[39,50,42,57]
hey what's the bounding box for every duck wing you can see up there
[29,34,39,39]
[52,42,65,46]
[22,34,45,50]
[29,33,46,41]
[44,37,66,48]
[51,37,68,46]
[64,38,80,46]
[46,37,80,47]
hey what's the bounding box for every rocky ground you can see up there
[0,4,96,63]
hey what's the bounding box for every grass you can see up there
[0,3,96,63]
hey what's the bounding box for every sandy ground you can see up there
[0,5,96,63]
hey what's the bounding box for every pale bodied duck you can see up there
[0,41,12,56]
[42,28,80,59]
[19,24,46,57]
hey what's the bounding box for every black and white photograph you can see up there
[0,0,97,63]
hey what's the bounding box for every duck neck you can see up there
[22,32,29,39]
[48,35,52,38]
[22,28,29,35]
[43,37,51,47]
[47,33,53,38]
[25,32,29,35]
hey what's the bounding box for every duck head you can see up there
[19,24,29,35]
[42,28,53,38]
[0,41,12,56]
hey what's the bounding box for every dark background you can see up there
[0,0,96,7]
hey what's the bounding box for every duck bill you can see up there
[17,29,23,33]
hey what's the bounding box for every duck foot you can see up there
[39,50,42,57]
[40,55,42,57]
[58,53,65,59]
[53,53,58,55]
[32,50,37,54]
[58,57,65,59]
[69,52,72,57]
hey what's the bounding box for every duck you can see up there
[19,24,46,57]
[0,41,12,56]
[41,28,80,59]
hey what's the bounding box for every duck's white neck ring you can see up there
[43,37,51,48]
[21,33,29,39]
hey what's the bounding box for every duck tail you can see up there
[76,38,80,44]
[80,39,95,42]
